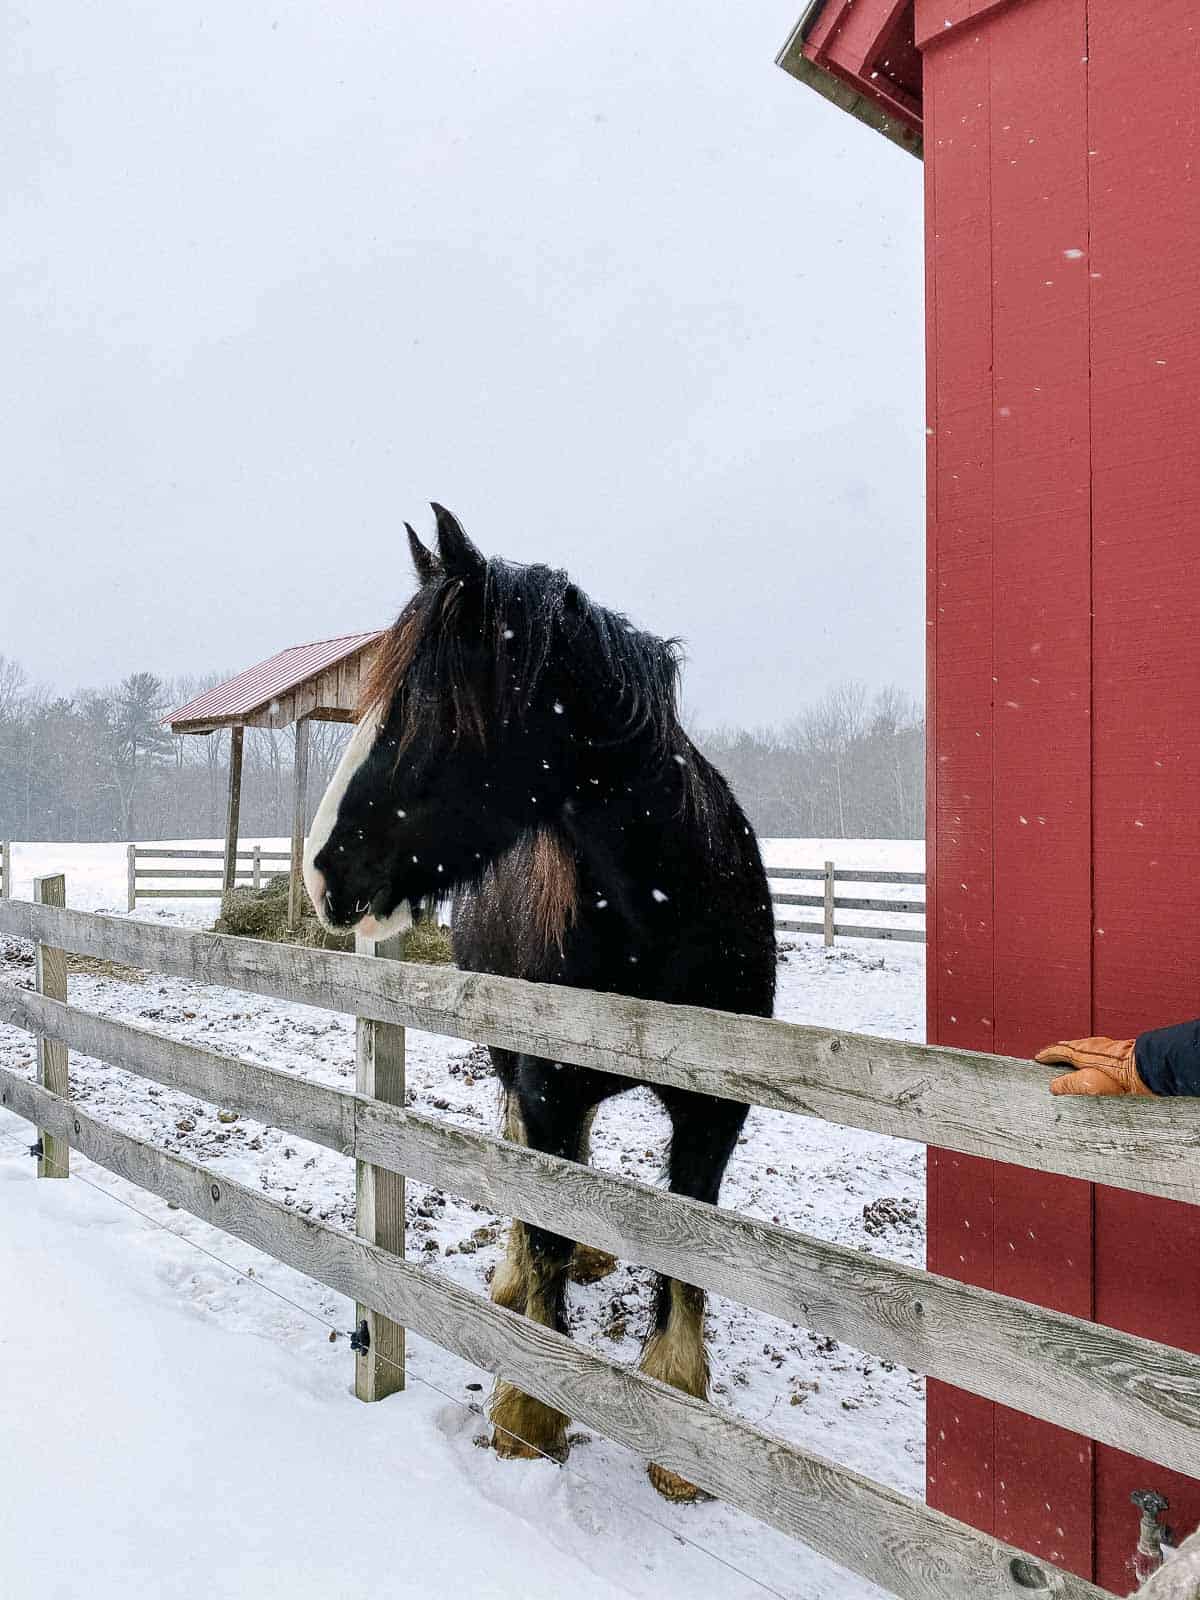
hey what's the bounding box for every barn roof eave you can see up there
[776,4,924,161]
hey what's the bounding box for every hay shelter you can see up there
[165,631,382,929]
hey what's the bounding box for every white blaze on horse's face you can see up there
[303,710,414,941]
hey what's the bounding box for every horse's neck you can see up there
[563,759,698,908]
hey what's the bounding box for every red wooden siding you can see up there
[1087,0,1200,1581]
[913,0,1020,47]
[924,5,1004,1547]
[924,0,1200,1587]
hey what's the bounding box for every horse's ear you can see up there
[431,503,485,580]
[405,522,440,584]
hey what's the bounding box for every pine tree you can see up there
[110,673,173,839]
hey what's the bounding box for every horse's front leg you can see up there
[490,1218,575,1461]
[489,1077,534,1313]
[490,1063,616,1310]
[641,1091,748,1501]
[490,1062,596,1463]
[568,1107,617,1285]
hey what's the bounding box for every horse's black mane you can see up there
[365,556,688,767]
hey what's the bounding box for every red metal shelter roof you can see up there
[165,631,384,731]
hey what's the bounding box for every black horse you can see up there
[304,505,776,1498]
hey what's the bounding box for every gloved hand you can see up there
[1034,1036,1154,1096]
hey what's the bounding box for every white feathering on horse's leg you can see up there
[641,1280,709,1502]
[489,1087,571,1461]
[489,1220,532,1312]
[490,1255,571,1462]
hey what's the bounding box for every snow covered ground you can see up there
[0,839,926,1600]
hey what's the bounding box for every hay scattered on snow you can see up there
[214,874,452,962]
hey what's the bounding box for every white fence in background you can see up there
[769,860,926,946]
[126,844,292,909]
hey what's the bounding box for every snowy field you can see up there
[0,839,926,1600]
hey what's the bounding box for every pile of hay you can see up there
[214,874,452,963]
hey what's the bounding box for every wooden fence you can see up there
[127,844,292,909]
[0,888,1197,1600]
[0,840,9,899]
[769,860,926,946]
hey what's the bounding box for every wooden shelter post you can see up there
[222,725,245,894]
[288,717,310,930]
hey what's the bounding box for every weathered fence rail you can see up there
[0,892,1194,1600]
[127,843,291,908]
[7,898,1191,1202]
[767,859,926,946]
[0,840,9,899]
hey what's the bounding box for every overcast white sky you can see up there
[3,1,923,728]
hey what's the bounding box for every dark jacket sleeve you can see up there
[1134,1020,1200,1096]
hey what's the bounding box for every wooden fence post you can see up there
[1,839,10,899]
[252,843,262,891]
[823,860,836,948]
[34,874,69,1178]
[126,844,137,912]
[354,927,407,1399]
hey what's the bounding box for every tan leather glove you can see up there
[1034,1036,1155,1096]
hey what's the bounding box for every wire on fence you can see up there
[0,1118,796,1600]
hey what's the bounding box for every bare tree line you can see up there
[0,657,924,843]
[0,658,351,842]
[694,683,924,840]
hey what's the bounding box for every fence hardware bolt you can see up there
[28,1140,43,1159]
[349,1319,371,1355]
[209,1183,221,1202]
[1131,1488,1171,1582]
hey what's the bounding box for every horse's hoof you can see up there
[493,1427,555,1462]
[490,1381,569,1463]
[647,1463,701,1502]
[570,1244,618,1284]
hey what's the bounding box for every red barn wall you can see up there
[923,0,1200,1587]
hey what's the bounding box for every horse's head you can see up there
[305,504,679,938]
